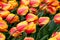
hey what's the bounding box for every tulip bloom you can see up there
[54,13,60,24]
[49,32,60,40]
[29,0,41,7]
[0,20,8,32]
[6,14,19,24]
[0,2,11,10]
[38,17,50,26]
[0,33,6,40]
[0,10,10,19]
[17,5,29,16]
[10,27,21,37]
[16,21,28,32]
[25,22,36,34]
[20,0,30,5]
[26,13,38,22]
[24,37,34,40]
[29,8,37,14]
[8,0,18,10]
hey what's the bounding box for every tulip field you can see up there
[0,0,60,40]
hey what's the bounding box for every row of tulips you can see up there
[0,0,60,40]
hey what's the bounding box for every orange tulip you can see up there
[0,10,10,19]
[25,22,36,34]
[8,0,18,10]
[10,27,20,37]
[6,14,19,24]
[29,8,37,14]
[24,37,34,40]
[29,0,41,7]
[49,32,60,40]
[17,5,29,16]
[0,20,8,32]
[20,0,30,5]
[0,33,6,40]
[54,13,60,24]
[26,13,38,22]
[38,17,50,26]
[0,0,7,3]
[0,2,11,10]
[16,21,28,32]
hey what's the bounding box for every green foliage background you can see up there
[3,0,60,40]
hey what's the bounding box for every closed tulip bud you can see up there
[8,1,18,10]
[0,33,6,40]
[16,21,28,32]
[29,0,41,7]
[6,14,19,24]
[49,32,60,40]
[20,0,30,5]
[38,17,50,26]
[26,13,38,22]
[0,2,11,10]
[54,13,60,24]
[29,8,37,14]
[24,37,34,40]
[0,10,10,19]
[46,6,56,15]
[0,20,8,32]
[25,22,36,34]
[17,5,29,16]
[10,27,21,37]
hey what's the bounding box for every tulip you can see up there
[17,5,29,16]
[0,33,6,40]
[25,22,36,34]
[0,0,7,3]
[26,13,38,22]
[20,0,30,5]
[24,37,34,40]
[0,20,8,32]
[54,13,60,24]
[8,0,18,10]
[0,10,10,19]
[29,8,37,14]
[10,27,21,37]
[49,32,60,40]
[46,6,56,14]
[6,14,19,24]
[16,21,28,32]
[29,0,41,7]
[0,2,11,10]
[38,17,50,26]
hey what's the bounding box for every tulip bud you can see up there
[0,20,8,32]
[0,10,10,19]
[20,0,30,5]
[10,27,21,37]
[8,1,18,10]
[29,8,37,14]
[24,37,34,40]
[29,0,41,7]
[49,32,60,40]
[16,21,28,32]
[0,2,11,10]
[26,13,38,22]
[0,33,6,40]
[17,5,29,16]
[46,6,56,15]
[25,22,36,34]
[38,17,50,26]
[6,14,19,24]
[54,13,60,24]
